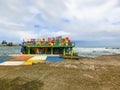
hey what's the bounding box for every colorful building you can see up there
[21,36,75,56]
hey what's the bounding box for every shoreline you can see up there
[0,53,120,58]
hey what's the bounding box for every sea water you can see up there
[74,47,120,57]
[0,46,120,57]
[0,46,21,56]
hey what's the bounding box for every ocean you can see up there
[74,47,120,57]
[0,46,120,57]
[0,46,21,56]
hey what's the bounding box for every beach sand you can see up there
[0,54,120,90]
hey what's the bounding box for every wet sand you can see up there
[0,54,120,90]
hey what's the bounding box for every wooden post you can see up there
[28,47,30,54]
[63,48,66,56]
[71,47,73,56]
[51,47,53,54]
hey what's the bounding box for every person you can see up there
[36,48,39,54]
[21,42,26,54]
[39,48,43,54]
[44,48,48,54]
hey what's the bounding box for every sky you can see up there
[0,0,120,46]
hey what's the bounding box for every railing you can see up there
[26,42,75,47]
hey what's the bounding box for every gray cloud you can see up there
[0,0,120,43]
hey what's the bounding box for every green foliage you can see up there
[1,40,7,44]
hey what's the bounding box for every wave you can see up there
[74,47,120,57]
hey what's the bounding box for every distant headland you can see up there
[0,40,21,46]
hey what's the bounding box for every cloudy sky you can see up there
[0,0,120,45]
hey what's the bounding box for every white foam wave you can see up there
[74,47,120,57]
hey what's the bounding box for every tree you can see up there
[7,42,13,46]
[1,40,7,45]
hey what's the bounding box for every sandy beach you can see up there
[0,54,120,90]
